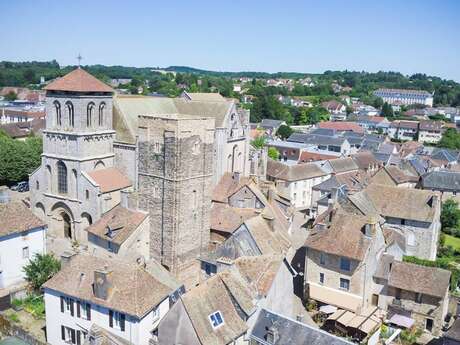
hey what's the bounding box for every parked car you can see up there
[12,181,29,192]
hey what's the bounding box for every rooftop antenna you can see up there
[77,54,83,68]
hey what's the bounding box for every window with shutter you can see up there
[120,313,125,332]
[76,331,81,345]
[77,301,81,318]
[109,310,113,328]
[71,329,76,344]
[70,299,74,316]
[61,325,65,340]
[60,297,65,313]
[86,303,91,321]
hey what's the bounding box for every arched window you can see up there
[57,161,68,194]
[65,101,74,128]
[87,102,95,127]
[54,101,61,126]
[98,102,106,126]
[46,165,52,192]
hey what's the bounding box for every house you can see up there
[249,308,354,345]
[356,116,390,132]
[351,152,381,173]
[421,170,460,200]
[388,121,419,141]
[374,258,450,336]
[0,118,45,140]
[418,120,444,144]
[326,157,359,175]
[304,209,386,314]
[156,271,254,345]
[85,203,149,259]
[42,253,183,345]
[371,166,419,188]
[318,121,364,134]
[373,88,434,107]
[349,184,441,260]
[287,133,352,156]
[267,159,331,211]
[266,139,307,162]
[0,202,47,290]
[0,108,45,124]
[259,119,286,136]
[321,100,346,114]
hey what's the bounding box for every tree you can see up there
[4,91,17,101]
[441,199,460,231]
[251,136,266,149]
[276,125,293,140]
[373,97,384,109]
[268,147,279,160]
[381,102,394,117]
[438,128,460,150]
[23,253,61,291]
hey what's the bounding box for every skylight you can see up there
[209,311,224,329]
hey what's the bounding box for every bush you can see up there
[23,294,45,319]
[23,253,61,291]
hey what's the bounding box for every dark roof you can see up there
[310,128,336,136]
[44,68,114,93]
[430,148,458,163]
[250,308,353,345]
[287,133,347,146]
[260,119,285,129]
[444,318,460,341]
[422,170,460,191]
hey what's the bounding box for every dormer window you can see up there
[209,311,224,329]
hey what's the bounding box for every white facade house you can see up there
[0,202,47,289]
[43,254,183,345]
[373,88,434,107]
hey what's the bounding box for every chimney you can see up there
[120,190,129,208]
[267,188,276,203]
[262,211,275,232]
[60,251,76,269]
[364,216,378,237]
[316,222,327,231]
[93,267,113,300]
[232,171,240,184]
[265,326,279,344]
[330,187,339,202]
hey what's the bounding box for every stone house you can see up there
[266,159,331,212]
[419,120,444,144]
[43,254,183,345]
[304,210,386,314]
[387,120,419,141]
[370,166,419,188]
[374,257,451,336]
[0,202,47,290]
[421,170,460,200]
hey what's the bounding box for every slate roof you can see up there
[388,261,450,298]
[43,254,180,318]
[421,170,460,191]
[267,159,329,181]
[304,211,372,261]
[0,202,46,238]
[86,167,132,193]
[250,308,353,345]
[44,68,114,93]
[260,119,285,129]
[365,184,439,223]
[287,132,347,146]
[85,205,147,246]
[444,318,460,341]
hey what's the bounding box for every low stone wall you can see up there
[0,314,46,345]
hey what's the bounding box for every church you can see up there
[29,68,251,280]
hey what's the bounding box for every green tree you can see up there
[373,97,384,109]
[276,124,293,140]
[381,102,394,117]
[441,199,460,231]
[438,128,460,150]
[4,91,17,101]
[23,253,61,291]
[268,147,279,160]
[251,136,266,149]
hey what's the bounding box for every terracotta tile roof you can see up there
[305,210,372,261]
[42,254,179,318]
[388,261,450,298]
[232,255,283,297]
[85,205,147,246]
[267,159,329,181]
[44,68,114,93]
[328,157,359,174]
[87,167,131,193]
[384,166,419,184]
[351,152,381,171]
[298,151,337,163]
[181,272,251,345]
[212,172,252,203]
[0,118,45,138]
[2,109,45,119]
[0,202,46,238]
[210,203,258,234]
[318,121,364,134]
[365,183,439,223]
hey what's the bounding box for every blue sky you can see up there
[1,0,459,81]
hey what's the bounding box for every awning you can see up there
[320,305,338,314]
[389,314,415,328]
[309,283,362,312]
[328,308,382,335]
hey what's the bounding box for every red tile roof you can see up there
[318,121,364,134]
[44,68,114,93]
[298,151,337,163]
[87,167,131,193]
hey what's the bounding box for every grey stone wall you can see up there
[137,115,214,275]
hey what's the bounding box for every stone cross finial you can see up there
[77,54,83,67]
